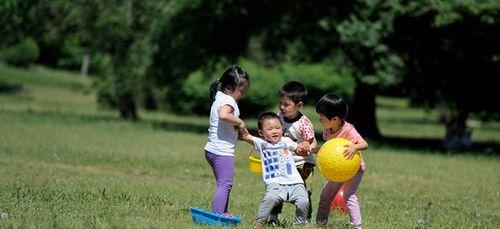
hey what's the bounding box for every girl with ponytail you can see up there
[204,65,249,215]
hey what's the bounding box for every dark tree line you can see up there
[1,0,499,143]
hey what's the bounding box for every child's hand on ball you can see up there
[343,144,357,159]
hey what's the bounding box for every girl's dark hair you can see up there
[279,81,307,104]
[257,112,280,130]
[315,93,348,120]
[210,65,250,101]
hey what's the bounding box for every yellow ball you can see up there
[317,138,361,182]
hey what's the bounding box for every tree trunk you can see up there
[347,83,381,139]
[142,86,157,111]
[118,90,138,121]
[438,98,447,124]
[81,49,90,76]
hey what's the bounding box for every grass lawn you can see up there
[0,64,499,228]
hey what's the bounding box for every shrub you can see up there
[172,59,355,117]
[237,59,283,117]
[56,39,85,71]
[279,61,355,105]
[0,80,22,94]
[1,38,40,67]
[95,74,119,109]
[175,62,283,117]
[177,70,213,114]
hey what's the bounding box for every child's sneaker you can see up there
[350,222,362,229]
[267,214,280,226]
[221,212,234,218]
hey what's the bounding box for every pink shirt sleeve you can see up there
[344,126,363,144]
[337,123,363,144]
[323,122,364,144]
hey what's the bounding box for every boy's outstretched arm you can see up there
[239,131,255,146]
[309,137,317,153]
[295,141,311,156]
[310,146,320,154]
[294,137,317,156]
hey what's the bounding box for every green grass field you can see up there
[1,64,499,228]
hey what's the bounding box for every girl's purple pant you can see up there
[205,150,234,214]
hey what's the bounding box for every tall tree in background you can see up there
[152,1,404,138]
[3,0,498,137]
[255,1,404,138]
[393,1,499,148]
[70,0,169,120]
[150,0,253,111]
[1,0,166,120]
[151,0,498,140]
[0,0,42,47]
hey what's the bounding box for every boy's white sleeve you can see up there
[252,136,264,152]
[283,137,298,151]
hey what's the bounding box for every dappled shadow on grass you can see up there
[4,107,498,156]
[378,119,442,125]
[0,107,122,124]
[365,135,500,156]
[312,133,499,156]
[151,120,497,156]
[149,120,208,134]
[2,108,210,135]
[149,120,261,136]
[0,80,22,94]
[1,107,210,134]
[149,121,500,156]
[1,107,208,135]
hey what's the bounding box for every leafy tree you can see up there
[152,1,403,138]
[392,1,499,148]
[152,0,498,142]
[0,0,41,47]
[1,0,171,120]
[254,1,414,139]
[150,0,254,111]
[1,37,40,66]
[395,1,499,116]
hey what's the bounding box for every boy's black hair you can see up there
[209,65,250,101]
[315,93,348,120]
[279,81,307,104]
[257,112,280,130]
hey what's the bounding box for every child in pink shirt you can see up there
[307,93,368,229]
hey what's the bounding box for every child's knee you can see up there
[344,193,359,206]
[216,177,233,188]
[262,193,281,205]
[295,198,310,210]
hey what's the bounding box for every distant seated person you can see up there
[240,112,310,226]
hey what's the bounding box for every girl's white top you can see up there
[204,91,240,157]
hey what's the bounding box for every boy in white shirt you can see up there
[272,81,317,223]
[241,112,310,226]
